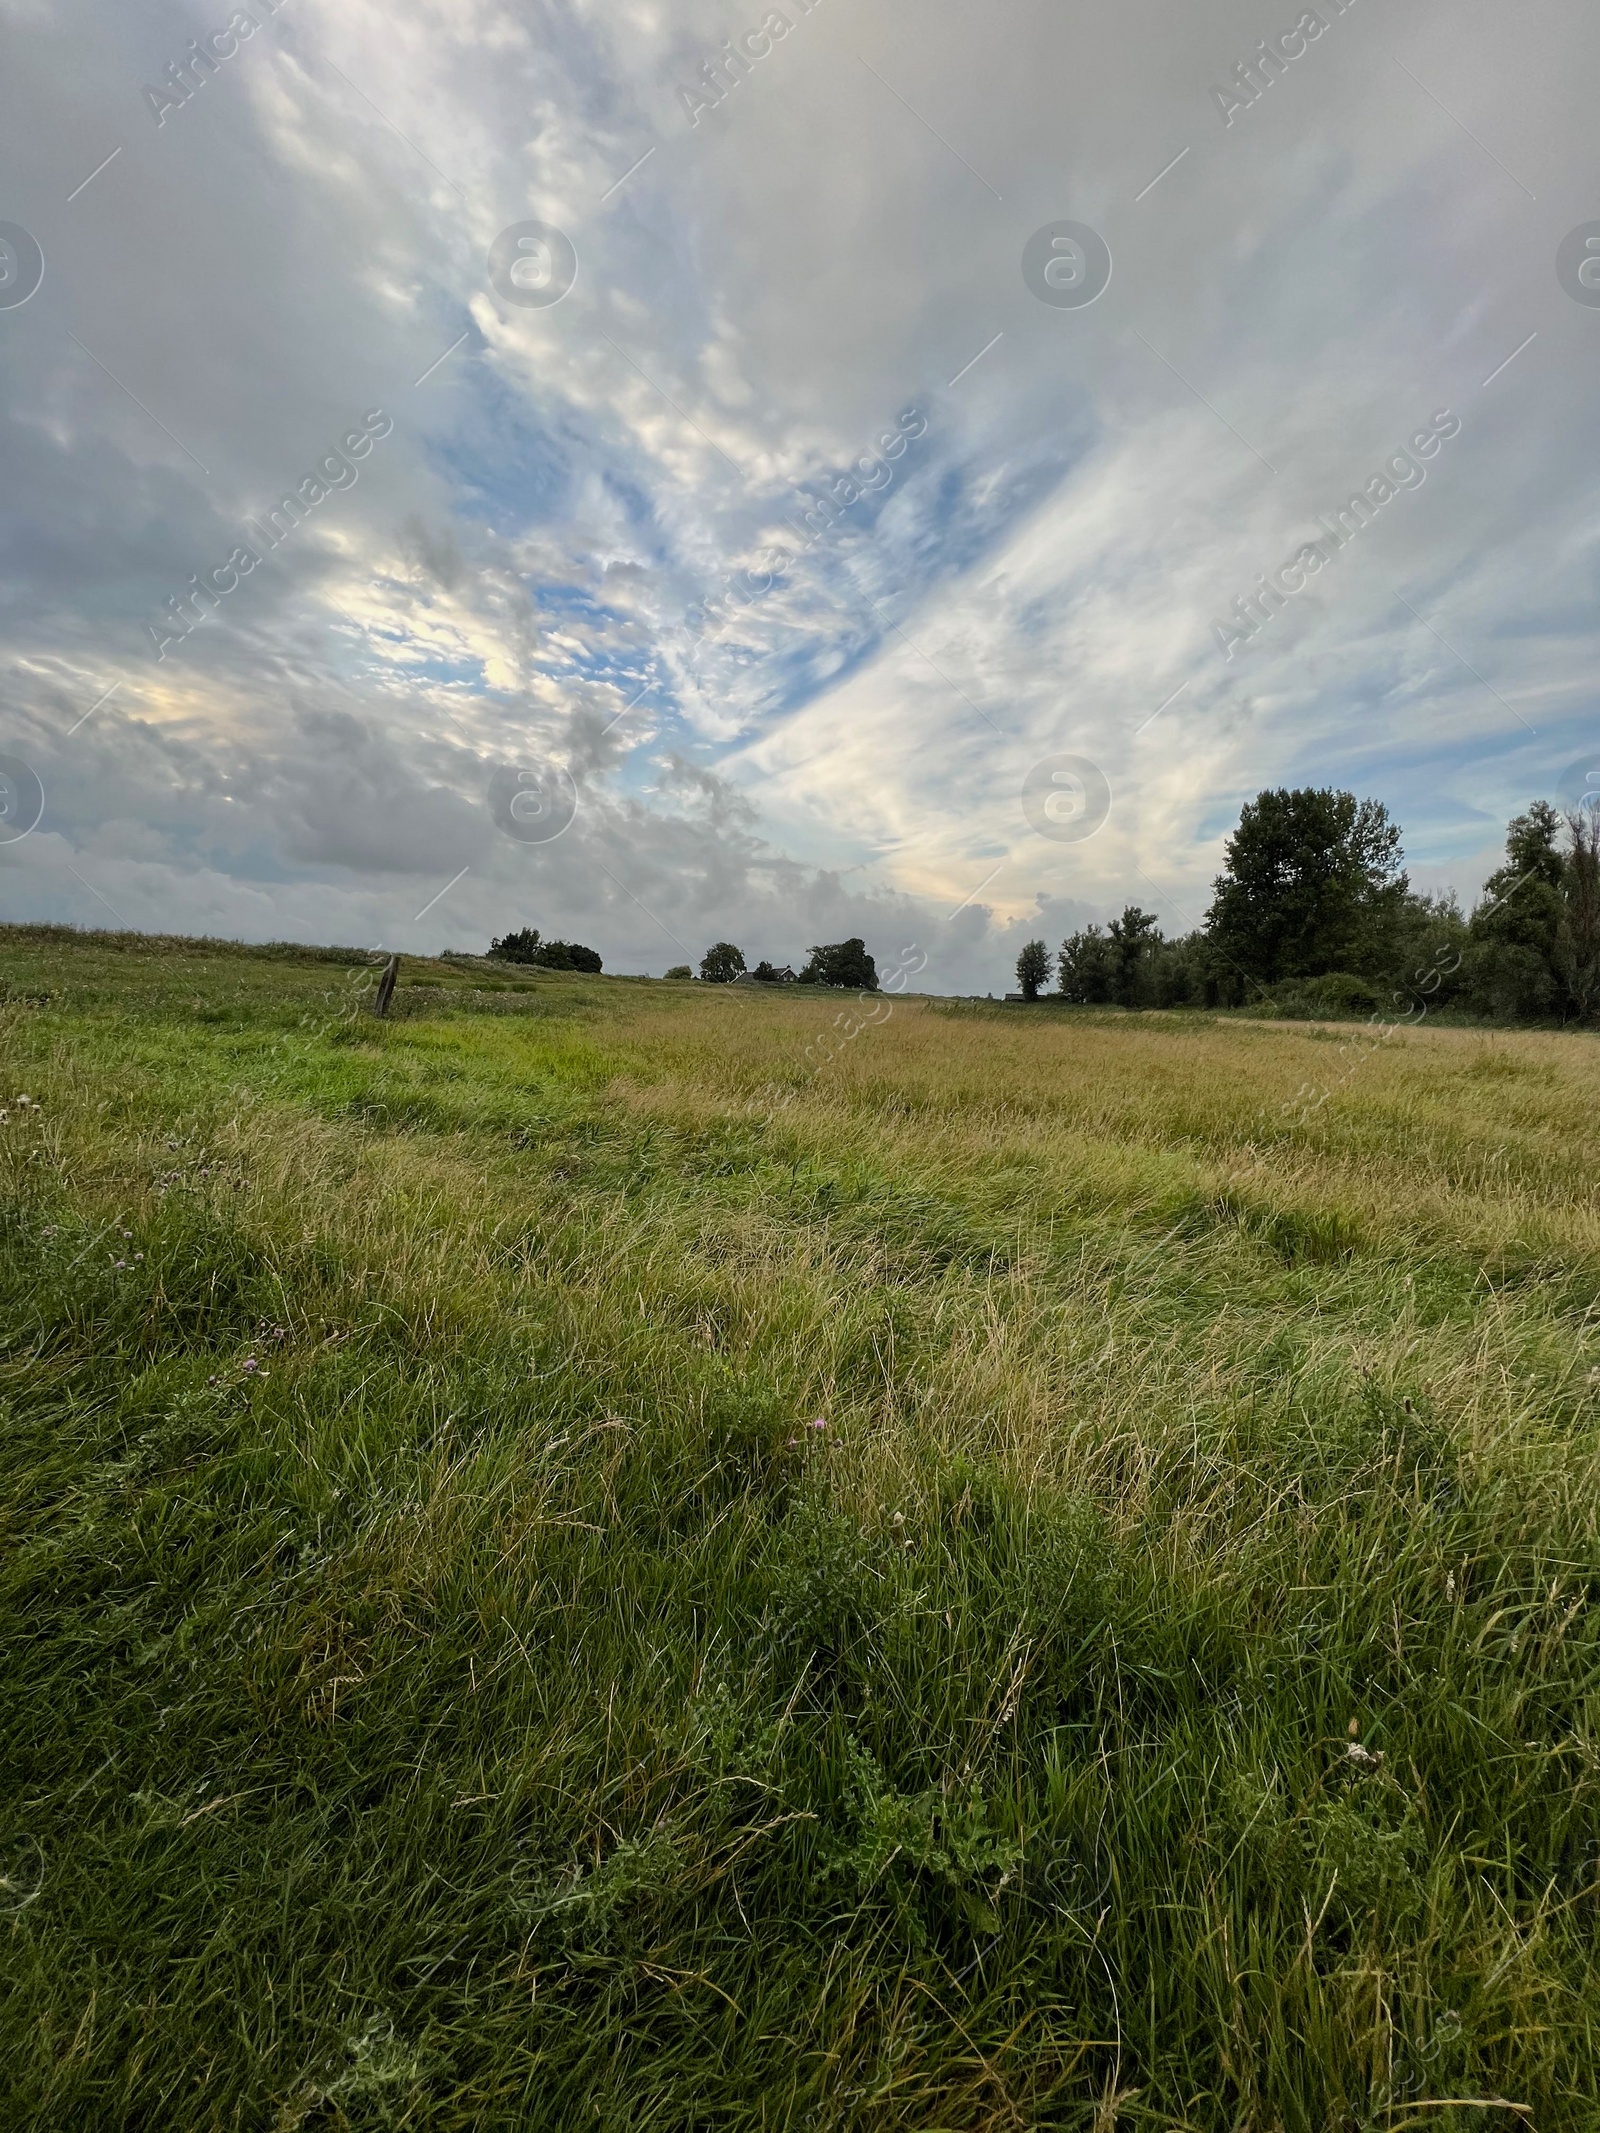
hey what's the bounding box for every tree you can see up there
[1146,930,1218,1008]
[1562,808,1600,1021]
[1205,788,1407,985]
[797,938,878,990]
[1388,892,1468,1014]
[1107,905,1161,1006]
[700,942,746,983]
[1015,940,1050,1000]
[1057,925,1115,1004]
[664,964,692,981]
[1054,909,1163,1006]
[1464,802,1571,1021]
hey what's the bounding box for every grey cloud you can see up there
[0,0,1593,987]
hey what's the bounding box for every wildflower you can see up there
[809,1417,827,1431]
[891,1511,904,1526]
[1346,1742,1384,1769]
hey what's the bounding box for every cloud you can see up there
[0,0,1593,990]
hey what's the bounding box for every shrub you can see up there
[1251,972,1384,1020]
[487,929,601,973]
[488,927,543,965]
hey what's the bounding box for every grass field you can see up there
[3,926,1600,2131]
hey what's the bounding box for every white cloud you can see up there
[0,0,1594,989]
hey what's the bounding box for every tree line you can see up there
[1015,787,1600,1022]
[668,938,880,989]
[486,929,883,990]
[487,928,604,973]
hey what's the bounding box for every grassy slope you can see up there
[2,926,1599,2131]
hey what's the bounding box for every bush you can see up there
[663,965,692,981]
[488,928,543,965]
[487,929,602,973]
[1250,973,1384,1020]
[542,941,603,974]
[1305,972,1383,1016]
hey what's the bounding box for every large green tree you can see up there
[1107,906,1161,1006]
[1057,924,1114,1004]
[1205,788,1407,985]
[699,942,747,984]
[1467,806,1595,1023]
[1015,940,1050,1000]
[798,938,878,990]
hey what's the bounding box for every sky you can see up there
[1,0,1596,990]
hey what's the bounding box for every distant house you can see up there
[750,962,796,984]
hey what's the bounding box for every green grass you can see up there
[3,923,1599,2130]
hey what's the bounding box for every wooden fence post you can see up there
[373,954,400,1018]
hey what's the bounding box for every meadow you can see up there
[2,926,1599,2131]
